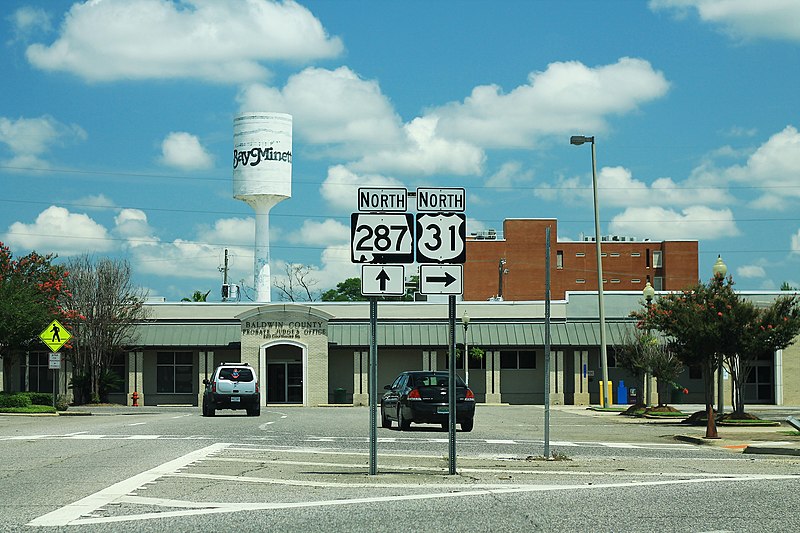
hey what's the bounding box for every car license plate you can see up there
[437,406,448,414]
[231,396,240,402]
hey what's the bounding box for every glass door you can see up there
[267,362,303,403]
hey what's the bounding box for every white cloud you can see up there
[160,132,213,170]
[350,116,485,176]
[320,165,405,212]
[75,194,117,210]
[285,219,349,246]
[534,165,733,207]
[486,161,534,189]
[721,126,800,210]
[26,0,343,83]
[113,208,156,247]
[609,205,739,240]
[428,58,669,148]
[791,229,800,254]
[237,67,403,153]
[195,217,254,246]
[3,206,113,255]
[0,115,86,168]
[736,264,766,278]
[9,6,51,43]
[650,0,800,41]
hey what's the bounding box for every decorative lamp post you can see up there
[712,255,728,420]
[642,281,655,406]
[570,135,610,407]
[462,311,471,386]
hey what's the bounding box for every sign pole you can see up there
[544,227,551,457]
[448,294,457,475]
[369,297,378,476]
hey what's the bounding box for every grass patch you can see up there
[526,450,571,462]
[779,430,800,437]
[718,419,781,427]
[0,405,57,414]
[588,406,627,412]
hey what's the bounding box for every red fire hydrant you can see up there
[132,391,139,407]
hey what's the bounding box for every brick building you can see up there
[464,219,698,301]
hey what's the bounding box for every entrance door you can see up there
[267,362,303,403]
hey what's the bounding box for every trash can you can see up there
[616,380,628,405]
[333,388,347,404]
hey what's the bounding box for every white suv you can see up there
[202,363,260,417]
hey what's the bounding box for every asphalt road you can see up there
[1,405,799,532]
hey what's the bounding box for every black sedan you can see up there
[380,371,475,432]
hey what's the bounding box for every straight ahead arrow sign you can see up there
[376,268,391,291]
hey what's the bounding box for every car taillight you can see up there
[211,381,216,393]
[408,388,422,401]
[255,382,259,394]
[465,389,475,401]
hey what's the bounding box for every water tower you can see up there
[233,112,292,302]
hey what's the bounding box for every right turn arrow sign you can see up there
[419,264,463,295]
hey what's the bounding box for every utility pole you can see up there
[220,249,229,301]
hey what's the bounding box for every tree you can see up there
[615,329,683,407]
[320,276,418,302]
[0,243,70,391]
[274,264,320,302]
[780,282,797,291]
[631,277,742,435]
[633,274,800,426]
[181,290,211,302]
[60,255,149,403]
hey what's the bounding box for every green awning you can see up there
[130,320,638,348]
[132,324,240,347]
[328,321,637,347]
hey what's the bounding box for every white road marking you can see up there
[127,422,147,427]
[27,442,230,527]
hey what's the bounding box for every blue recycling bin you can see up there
[616,380,628,405]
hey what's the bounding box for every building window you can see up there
[689,365,702,380]
[652,250,663,268]
[109,352,126,392]
[646,248,651,267]
[631,252,641,257]
[500,350,536,369]
[20,352,52,393]
[610,252,620,257]
[576,252,585,257]
[556,250,563,269]
[611,279,620,283]
[576,278,586,284]
[632,278,641,284]
[653,276,664,291]
[157,351,193,393]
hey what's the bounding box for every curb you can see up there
[673,435,710,445]
[743,446,800,457]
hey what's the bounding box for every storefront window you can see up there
[156,351,193,393]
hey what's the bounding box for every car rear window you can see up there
[217,368,254,382]
[413,374,466,387]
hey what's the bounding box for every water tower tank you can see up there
[233,112,292,302]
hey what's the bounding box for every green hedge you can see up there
[23,392,53,406]
[0,393,33,408]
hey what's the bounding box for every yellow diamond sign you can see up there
[40,319,71,353]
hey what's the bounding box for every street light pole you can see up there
[643,281,655,406]
[571,135,610,408]
[462,311,470,386]
[712,255,728,417]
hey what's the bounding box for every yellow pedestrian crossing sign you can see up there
[40,320,71,353]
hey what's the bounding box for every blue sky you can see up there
[2,0,800,301]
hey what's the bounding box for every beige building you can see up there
[4,292,798,408]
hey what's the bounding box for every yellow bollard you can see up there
[607,381,614,406]
[598,380,605,407]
